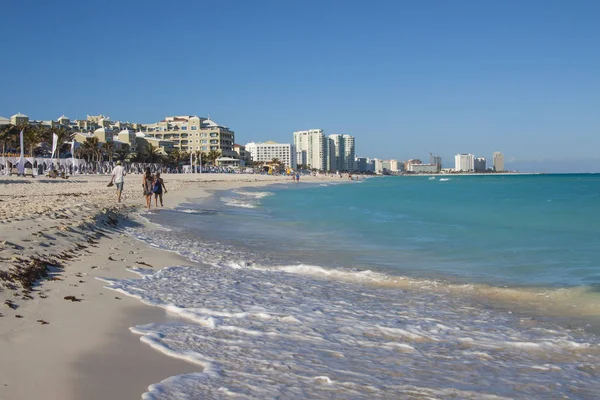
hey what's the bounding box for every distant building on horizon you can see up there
[374,158,385,174]
[493,152,505,172]
[455,154,475,172]
[245,141,297,169]
[474,157,486,172]
[293,129,327,170]
[328,134,356,171]
[432,156,442,172]
[381,159,404,174]
[409,164,438,173]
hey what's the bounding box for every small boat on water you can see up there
[428,176,436,180]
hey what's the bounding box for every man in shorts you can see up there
[111,161,126,203]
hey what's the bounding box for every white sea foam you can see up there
[233,190,274,198]
[176,209,197,214]
[220,197,258,208]
[112,227,600,399]
[103,258,600,399]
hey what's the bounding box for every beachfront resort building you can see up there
[409,164,439,173]
[328,134,356,172]
[493,152,505,172]
[474,157,487,172]
[142,116,236,157]
[455,154,475,172]
[355,157,375,173]
[373,158,384,174]
[293,129,327,170]
[233,144,252,166]
[10,113,29,126]
[245,141,297,169]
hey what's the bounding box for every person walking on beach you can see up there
[142,167,154,209]
[110,161,126,203]
[152,172,168,207]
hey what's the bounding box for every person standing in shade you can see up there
[152,172,168,207]
[110,161,126,203]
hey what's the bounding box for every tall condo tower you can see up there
[454,154,475,172]
[493,152,505,172]
[293,129,327,170]
[328,134,356,171]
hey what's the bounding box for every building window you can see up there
[191,126,197,130]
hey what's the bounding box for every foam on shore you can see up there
[103,261,600,399]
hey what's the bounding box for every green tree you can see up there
[102,141,116,162]
[81,136,101,162]
[115,144,131,162]
[206,149,221,165]
[168,149,189,168]
[22,124,46,156]
[0,124,19,153]
[140,142,163,163]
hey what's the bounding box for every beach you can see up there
[2,173,599,399]
[0,172,336,400]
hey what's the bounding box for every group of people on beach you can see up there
[110,161,167,208]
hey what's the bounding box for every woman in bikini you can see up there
[142,167,154,209]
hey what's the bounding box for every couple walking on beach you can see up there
[142,167,167,209]
[110,163,167,208]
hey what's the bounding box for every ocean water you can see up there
[104,174,600,399]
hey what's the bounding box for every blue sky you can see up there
[1,0,599,170]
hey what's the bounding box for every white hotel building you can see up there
[455,153,475,172]
[245,141,297,169]
[293,129,327,170]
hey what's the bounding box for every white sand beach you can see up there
[0,173,337,400]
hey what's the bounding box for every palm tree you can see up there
[102,141,116,162]
[22,124,46,156]
[0,124,19,153]
[115,145,131,162]
[168,149,188,168]
[206,149,221,165]
[81,137,101,162]
[140,142,163,163]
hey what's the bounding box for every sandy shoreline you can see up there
[0,173,338,400]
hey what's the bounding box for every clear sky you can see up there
[1,0,599,170]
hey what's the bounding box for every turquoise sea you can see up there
[108,174,600,399]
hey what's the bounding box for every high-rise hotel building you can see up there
[142,116,236,157]
[493,152,505,172]
[293,129,327,170]
[455,154,475,172]
[328,134,356,171]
